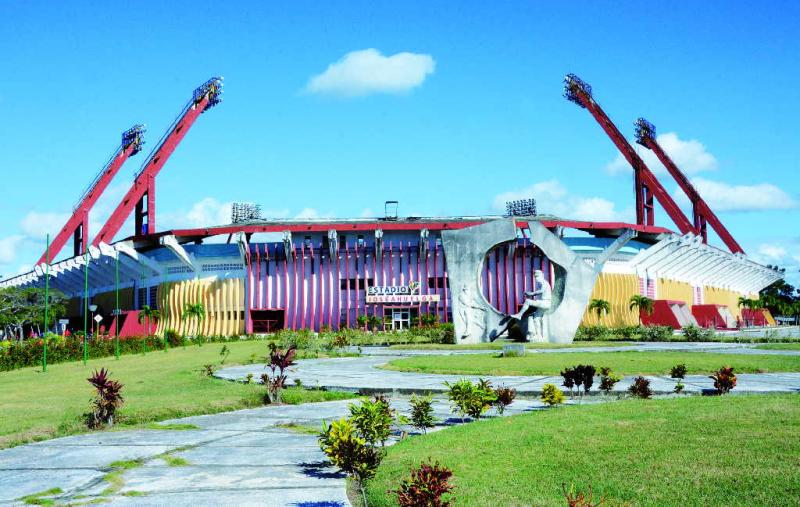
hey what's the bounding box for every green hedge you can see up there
[0,334,257,372]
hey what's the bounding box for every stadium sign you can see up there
[366,281,440,303]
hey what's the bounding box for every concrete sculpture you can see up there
[442,219,635,344]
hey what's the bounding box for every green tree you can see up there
[182,303,206,338]
[0,287,66,340]
[588,299,611,321]
[137,305,160,337]
[629,295,654,325]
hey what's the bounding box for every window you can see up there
[136,287,147,310]
[340,279,370,290]
[357,235,365,248]
[427,277,450,289]
[148,286,158,310]
[201,263,244,272]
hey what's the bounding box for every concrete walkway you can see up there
[218,355,800,395]
[0,396,545,506]
[351,341,800,356]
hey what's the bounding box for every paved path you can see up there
[218,355,800,395]
[351,341,800,356]
[0,396,544,506]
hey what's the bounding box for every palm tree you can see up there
[588,299,611,322]
[137,305,160,337]
[629,295,654,325]
[737,296,753,310]
[182,303,206,339]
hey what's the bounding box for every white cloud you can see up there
[293,208,334,220]
[19,211,70,239]
[606,132,718,176]
[305,48,435,97]
[676,178,797,212]
[757,243,788,262]
[0,235,24,265]
[492,179,629,222]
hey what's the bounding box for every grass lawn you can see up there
[388,341,634,351]
[367,394,800,506]
[755,342,800,350]
[0,341,354,449]
[383,351,800,376]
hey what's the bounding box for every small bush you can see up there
[541,383,565,406]
[670,363,687,379]
[562,483,605,507]
[493,385,517,415]
[682,324,715,342]
[628,376,652,399]
[574,325,613,342]
[393,459,455,507]
[349,396,395,446]
[263,344,297,403]
[598,367,622,394]
[674,380,685,394]
[164,329,182,347]
[409,394,437,434]
[710,366,737,394]
[418,312,439,327]
[561,364,596,396]
[244,373,254,384]
[86,368,124,429]
[201,363,216,376]
[444,379,497,421]
[319,418,383,506]
[640,325,673,342]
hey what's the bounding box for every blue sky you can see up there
[1,1,798,284]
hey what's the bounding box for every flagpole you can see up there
[83,250,89,365]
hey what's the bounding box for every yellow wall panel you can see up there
[155,277,245,337]
[657,279,694,306]
[703,286,743,320]
[580,273,641,327]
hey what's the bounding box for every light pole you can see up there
[89,304,98,338]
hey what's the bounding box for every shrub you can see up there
[493,385,517,415]
[670,363,687,379]
[164,329,182,347]
[541,383,565,406]
[640,325,674,342]
[710,366,737,394]
[561,364,596,396]
[356,315,368,330]
[263,344,297,403]
[574,325,613,342]
[682,324,715,342]
[562,483,605,507]
[201,363,216,376]
[392,459,455,507]
[418,312,439,327]
[244,373,254,384]
[444,379,497,421]
[674,380,685,394]
[409,394,437,434]
[349,396,395,446]
[86,368,124,429]
[628,376,652,399]
[319,418,383,506]
[598,367,622,394]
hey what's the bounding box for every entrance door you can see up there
[385,308,411,331]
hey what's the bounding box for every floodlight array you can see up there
[634,117,656,146]
[563,73,591,107]
[121,124,146,155]
[505,198,537,217]
[231,202,262,223]
[194,76,224,111]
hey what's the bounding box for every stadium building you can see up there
[0,76,782,340]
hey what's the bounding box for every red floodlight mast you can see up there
[634,118,744,254]
[37,126,145,265]
[563,74,696,236]
[92,77,223,246]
